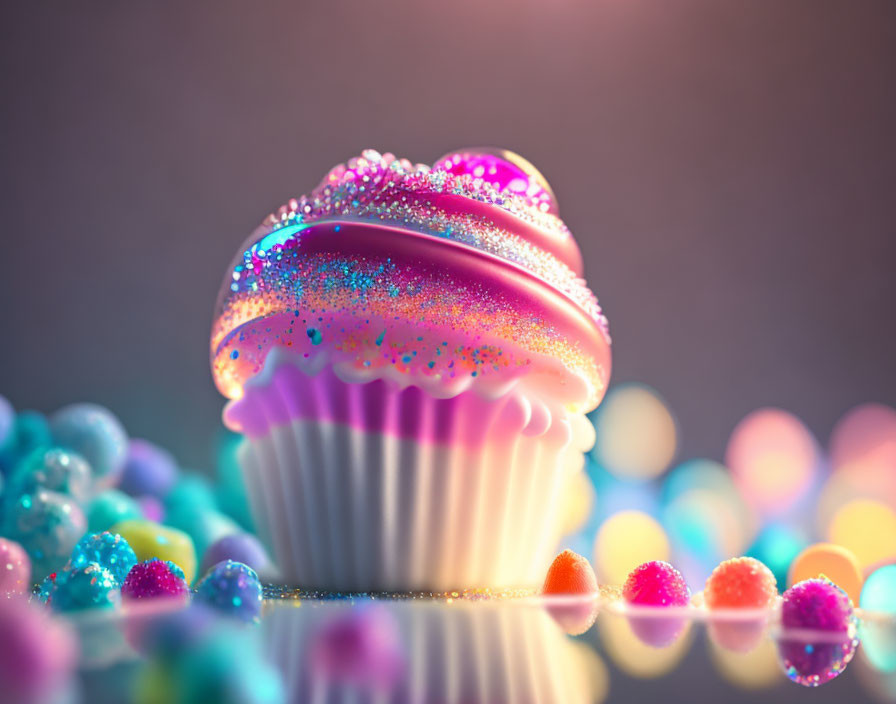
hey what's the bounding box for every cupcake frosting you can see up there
[212,148,611,412]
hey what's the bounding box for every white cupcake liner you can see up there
[235,368,590,592]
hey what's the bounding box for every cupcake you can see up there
[211,148,611,591]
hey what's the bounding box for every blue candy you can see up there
[120,439,178,499]
[70,531,137,585]
[0,410,52,476]
[194,560,263,623]
[50,403,127,485]
[8,447,92,503]
[2,489,86,581]
[51,563,121,612]
[86,489,143,533]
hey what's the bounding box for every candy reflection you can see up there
[596,610,692,678]
[265,598,601,703]
[709,636,780,691]
[777,579,858,687]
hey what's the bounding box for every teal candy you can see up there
[51,563,121,612]
[2,489,87,581]
[50,403,128,483]
[8,447,93,503]
[36,572,57,603]
[859,564,896,672]
[0,411,52,476]
[70,532,138,585]
[215,430,254,532]
[87,490,143,533]
[164,474,218,514]
[165,505,239,560]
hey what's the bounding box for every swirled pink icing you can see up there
[212,149,611,412]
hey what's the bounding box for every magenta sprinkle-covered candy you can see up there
[777,578,858,687]
[622,560,691,647]
[122,559,190,602]
[623,561,690,606]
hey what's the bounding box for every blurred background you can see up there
[1,1,895,702]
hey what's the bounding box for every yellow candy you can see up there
[111,519,197,584]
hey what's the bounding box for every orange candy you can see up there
[704,557,777,609]
[543,549,598,595]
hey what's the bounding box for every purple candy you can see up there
[120,439,177,498]
[0,597,77,704]
[200,533,270,578]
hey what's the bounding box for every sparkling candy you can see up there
[195,560,263,623]
[0,597,77,704]
[0,410,52,475]
[36,572,58,603]
[8,447,92,503]
[50,563,121,612]
[50,403,127,485]
[123,559,190,602]
[542,549,599,635]
[0,537,31,596]
[777,578,858,686]
[87,489,142,533]
[120,439,178,498]
[112,519,197,584]
[310,605,405,691]
[788,542,864,604]
[70,531,138,585]
[2,489,86,581]
[705,557,777,608]
[200,533,270,579]
[623,560,690,647]
[704,556,778,653]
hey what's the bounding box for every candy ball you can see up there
[0,410,51,475]
[36,572,58,603]
[166,506,240,560]
[777,578,858,686]
[0,537,31,596]
[50,403,127,485]
[542,549,599,635]
[2,489,87,581]
[0,394,13,448]
[195,560,263,623]
[51,563,121,612]
[134,604,218,659]
[111,519,197,584]
[0,597,77,704]
[200,533,270,579]
[704,557,778,653]
[123,559,190,602]
[70,531,138,585]
[87,489,142,533]
[859,564,896,672]
[120,439,178,499]
[8,447,93,503]
[623,561,690,647]
[705,557,777,609]
[164,473,218,515]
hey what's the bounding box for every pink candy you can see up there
[0,538,31,596]
[121,559,189,602]
[623,561,691,607]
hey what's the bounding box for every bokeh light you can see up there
[725,408,820,517]
[566,640,610,704]
[594,511,669,586]
[787,542,864,604]
[828,499,896,570]
[709,636,781,691]
[830,403,896,489]
[558,469,596,538]
[746,523,807,589]
[596,613,692,678]
[859,564,896,673]
[591,384,677,480]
